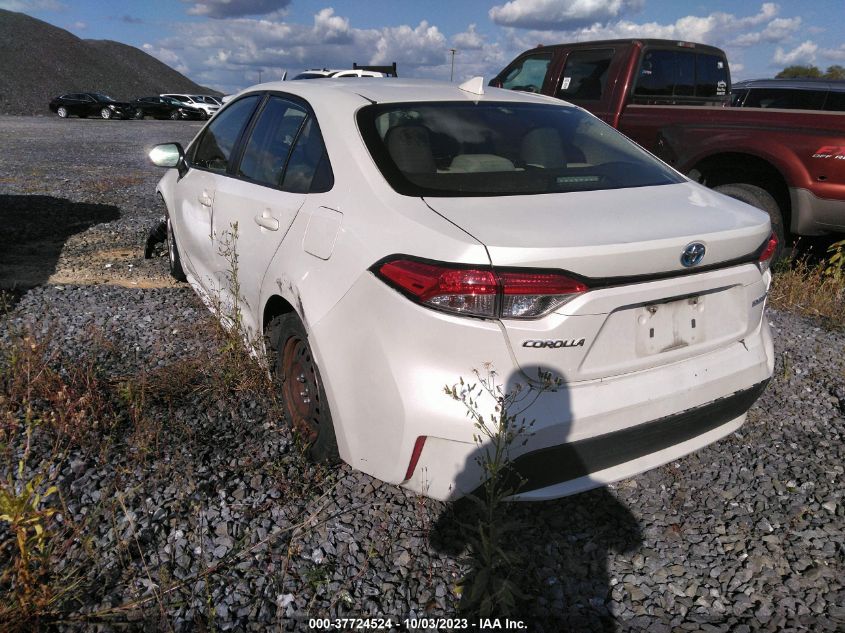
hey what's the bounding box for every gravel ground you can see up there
[1,116,844,632]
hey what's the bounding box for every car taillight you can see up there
[499,271,588,318]
[757,232,778,273]
[376,258,587,319]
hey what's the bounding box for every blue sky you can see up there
[3,0,844,93]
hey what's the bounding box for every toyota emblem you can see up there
[681,242,706,267]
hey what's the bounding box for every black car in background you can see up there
[48,92,132,119]
[730,78,845,111]
[130,96,205,120]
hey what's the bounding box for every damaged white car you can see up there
[150,78,775,500]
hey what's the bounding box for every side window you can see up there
[192,95,261,173]
[730,89,747,107]
[557,49,614,101]
[635,50,676,96]
[674,52,695,96]
[501,53,553,93]
[743,88,826,110]
[824,92,845,112]
[636,50,727,99]
[238,96,307,187]
[696,54,728,97]
[281,117,334,193]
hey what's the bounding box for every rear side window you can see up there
[824,92,845,111]
[280,117,334,193]
[742,88,827,110]
[730,89,748,107]
[557,49,614,101]
[192,95,260,173]
[635,50,727,100]
[500,53,553,93]
[238,96,307,187]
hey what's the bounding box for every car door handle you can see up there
[254,211,279,231]
[198,191,213,207]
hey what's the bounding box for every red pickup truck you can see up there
[491,39,845,254]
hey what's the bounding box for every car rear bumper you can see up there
[312,271,774,501]
[484,379,768,500]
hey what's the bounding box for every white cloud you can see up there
[71,20,85,30]
[773,40,818,65]
[313,8,352,45]
[504,2,794,53]
[821,44,845,62]
[0,0,63,10]
[489,0,644,30]
[735,16,801,46]
[372,21,447,66]
[182,0,289,19]
[453,23,485,50]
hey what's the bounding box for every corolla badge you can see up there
[681,242,706,267]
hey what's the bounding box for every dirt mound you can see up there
[0,9,218,115]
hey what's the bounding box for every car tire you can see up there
[57,106,68,118]
[169,110,180,121]
[100,107,112,120]
[267,314,340,463]
[713,183,786,261]
[166,216,187,282]
[133,109,144,120]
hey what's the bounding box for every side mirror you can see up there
[148,143,184,168]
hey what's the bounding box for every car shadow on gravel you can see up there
[429,367,642,631]
[0,194,120,296]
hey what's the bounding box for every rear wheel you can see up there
[166,217,187,282]
[100,107,112,120]
[133,108,144,120]
[714,183,786,261]
[267,314,339,463]
[57,106,68,118]
[169,110,180,121]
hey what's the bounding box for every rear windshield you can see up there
[358,101,684,197]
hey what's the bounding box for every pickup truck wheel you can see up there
[267,314,340,464]
[713,183,785,261]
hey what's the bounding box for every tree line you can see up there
[776,65,845,79]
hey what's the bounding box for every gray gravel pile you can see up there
[1,117,844,631]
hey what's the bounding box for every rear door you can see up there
[212,95,333,335]
[553,47,626,124]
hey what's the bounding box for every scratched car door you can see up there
[172,94,261,293]
[212,96,333,335]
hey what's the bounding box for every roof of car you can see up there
[733,78,845,91]
[235,78,562,107]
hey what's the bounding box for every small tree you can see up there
[775,65,822,79]
[824,65,845,80]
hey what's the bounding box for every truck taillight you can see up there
[375,258,588,319]
[757,232,778,273]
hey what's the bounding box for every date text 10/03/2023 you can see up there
[307,617,528,630]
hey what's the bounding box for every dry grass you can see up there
[769,256,845,326]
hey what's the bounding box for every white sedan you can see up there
[149,78,776,501]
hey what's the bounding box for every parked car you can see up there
[131,96,205,120]
[291,68,387,79]
[491,39,845,256]
[160,93,219,119]
[731,78,845,112]
[192,94,223,108]
[149,78,775,501]
[48,92,132,119]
